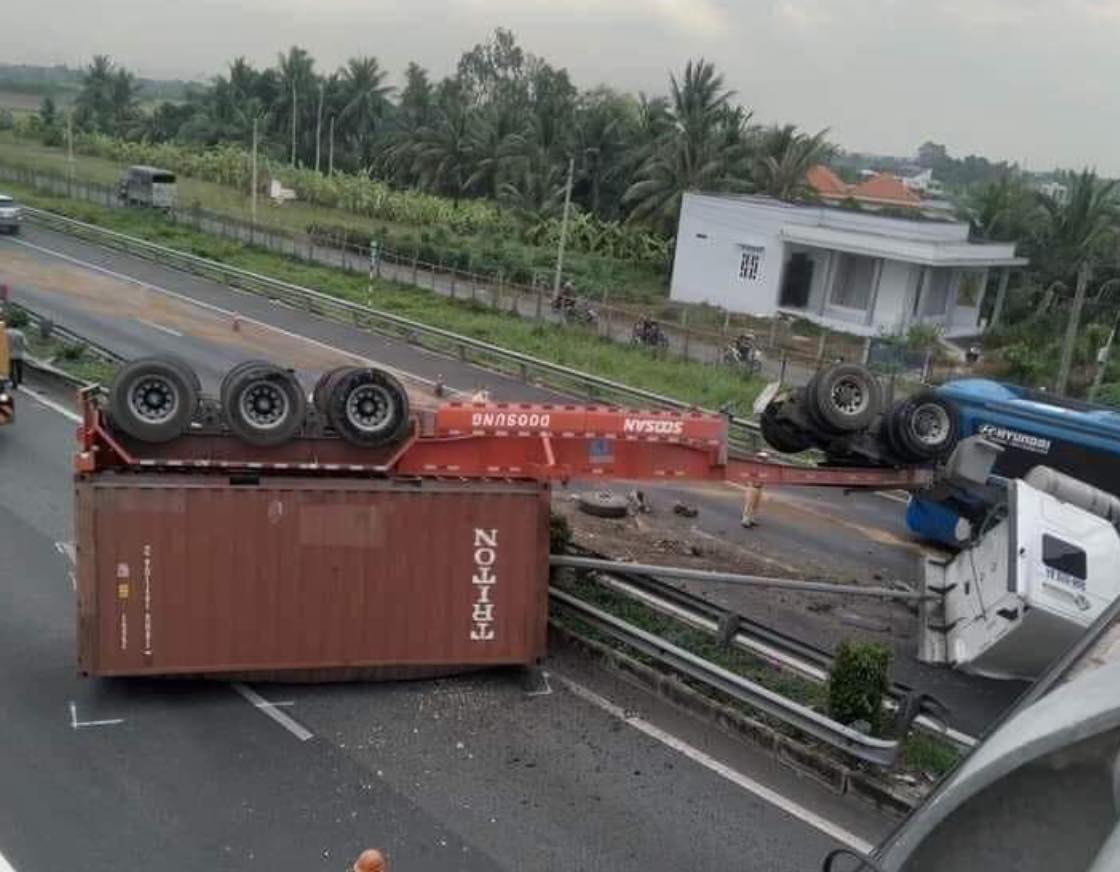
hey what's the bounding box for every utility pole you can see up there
[328,116,335,176]
[250,116,258,226]
[1089,314,1118,402]
[1056,261,1092,395]
[551,156,575,297]
[290,79,297,166]
[315,82,324,173]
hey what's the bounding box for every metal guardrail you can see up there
[550,587,900,766]
[23,207,764,454]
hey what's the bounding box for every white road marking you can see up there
[0,847,16,872]
[873,490,910,505]
[68,700,124,729]
[524,669,553,697]
[17,385,81,423]
[553,672,875,855]
[232,683,313,741]
[9,236,464,397]
[137,318,183,338]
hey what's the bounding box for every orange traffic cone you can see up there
[353,848,387,872]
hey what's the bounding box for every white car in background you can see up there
[0,194,21,234]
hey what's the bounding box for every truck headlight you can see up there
[0,393,10,404]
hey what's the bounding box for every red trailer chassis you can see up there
[75,391,934,491]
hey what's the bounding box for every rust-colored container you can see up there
[76,474,550,678]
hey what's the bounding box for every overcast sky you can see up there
[3,0,1117,174]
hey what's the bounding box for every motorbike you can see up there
[551,293,598,326]
[631,317,669,350]
[723,335,763,376]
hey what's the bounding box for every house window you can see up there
[738,246,764,282]
[829,253,876,311]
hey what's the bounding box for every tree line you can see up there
[41,29,832,234]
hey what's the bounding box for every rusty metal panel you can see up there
[77,475,550,677]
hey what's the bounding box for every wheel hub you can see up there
[911,403,949,445]
[830,377,868,416]
[130,377,178,422]
[346,385,393,433]
[241,381,289,429]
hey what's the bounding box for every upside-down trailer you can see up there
[74,388,932,679]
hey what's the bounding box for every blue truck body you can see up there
[907,379,1120,545]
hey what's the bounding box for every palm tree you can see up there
[274,46,316,165]
[74,55,116,133]
[967,175,1035,242]
[413,90,473,203]
[623,60,749,233]
[337,56,393,171]
[1040,170,1120,392]
[752,125,832,201]
[573,89,633,218]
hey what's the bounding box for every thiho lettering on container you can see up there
[471,528,498,641]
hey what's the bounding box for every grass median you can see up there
[4,181,764,413]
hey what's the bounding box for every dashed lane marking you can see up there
[17,385,81,423]
[68,700,124,730]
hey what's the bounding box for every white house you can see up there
[669,193,1027,338]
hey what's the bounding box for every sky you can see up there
[2,0,1118,174]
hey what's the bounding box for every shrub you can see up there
[828,639,892,736]
[58,341,87,361]
[2,305,29,329]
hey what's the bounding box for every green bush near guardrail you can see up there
[828,639,892,736]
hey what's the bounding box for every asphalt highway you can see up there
[0,227,898,870]
[0,223,1026,734]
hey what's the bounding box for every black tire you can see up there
[325,367,410,447]
[312,365,355,417]
[578,491,629,518]
[157,355,201,395]
[759,401,814,454]
[108,356,198,443]
[889,392,960,462]
[810,363,882,432]
[220,359,272,410]
[223,362,306,447]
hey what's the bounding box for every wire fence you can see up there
[0,161,890,388]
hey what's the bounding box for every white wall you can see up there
[669,194,786,315]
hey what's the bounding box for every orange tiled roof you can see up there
[849,172,922,207]
[806,164,848,198]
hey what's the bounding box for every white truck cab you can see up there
[0,194,22,234]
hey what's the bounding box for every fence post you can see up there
[412,249,419,286]
[817,330,828,363]
[450,270,457,299]
[535,286,543,319]
[491,272,500,310]
[768,318,778,350]
[862,337,872,365]
[681,308,690,360]
[779,352,788,387]
[437,255,443,292]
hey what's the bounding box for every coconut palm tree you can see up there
[413,86,473,203]
[623,59,749,233]
[752,125,832,201]
[1040,170,1120,392]
[337,56,393,171]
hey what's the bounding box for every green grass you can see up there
[4,180,764,413]
[23,328,118,385]
[0,134,667,302]
[899,731,963,778]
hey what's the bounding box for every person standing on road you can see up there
[5,324,25,388]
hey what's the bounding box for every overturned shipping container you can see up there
[76,475,550,678]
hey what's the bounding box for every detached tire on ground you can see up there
[810,363,882,433]
[759,400,814,454]
[223,362,307,447]
[325,367,411,447]
[888,392,960,462]
[108,356,199,443]
[577,491,629,518]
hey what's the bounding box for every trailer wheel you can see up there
[312,366,355,417]
[154,354,202,395]
[220,359,271,410]
[889,393,959,461]
[108,356,198,443]
[326,367,410,447]
[810,363,881,432]
[759,400,814,454]
[578,491,629,518]
[223,363,306,447]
